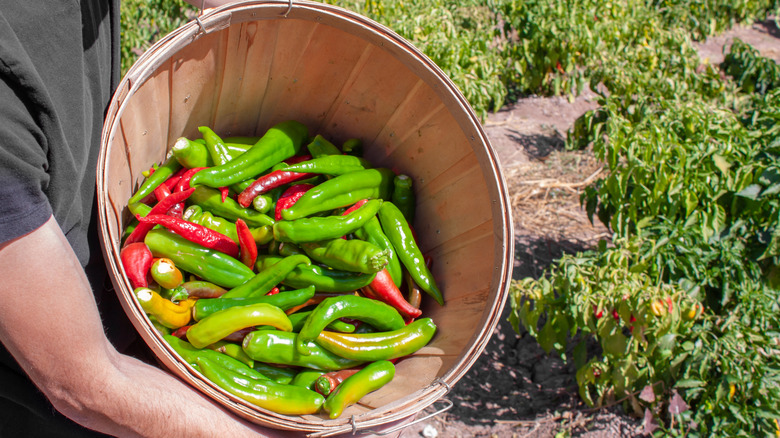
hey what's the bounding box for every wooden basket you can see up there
[96,1,513,435]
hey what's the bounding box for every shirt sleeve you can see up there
[0,12,54,245]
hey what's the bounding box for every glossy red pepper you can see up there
[275,183,315,221]
[236,219,257,268]
[237,168,314,208]
[120,242,153,288]
[136,214,240,259]
[175,167,207,192]
[123,187,196,246]
[362,269,422,320]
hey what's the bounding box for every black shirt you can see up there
[0,2,132,436]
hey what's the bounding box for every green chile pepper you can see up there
[171,137,214,168]
[377,202,443,305]
[300,238,389,274]
[243,330,364,371]
[273,199,382,243]
[199,126,235,166]
[288,310,356,333]
[195,356,324,415]
[193,285,316,321]
[128,155,182,204]
[290,369,326,390]
[295,295,405,356]
[281,168,395,220]
[391,174,415,224]
[306,134,341,157]
[354,216,403,287]
[221,254,311,299]
[190,120,308,188]
[183,205,273,245]
[186,302,292,349]
[281,155,372,176]
[315,317,437,361]
[164,335,269,380]
[323,360,395,419]
[252,362,298,385]
[257,255,376,292]
[207,341,255,368]
[189,186,275,227]
[144,229,254,288]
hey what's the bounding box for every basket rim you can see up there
[97,1,515,433]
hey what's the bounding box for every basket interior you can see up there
[98,1,512,433]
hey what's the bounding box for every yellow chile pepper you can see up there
[150,257,184,290]
[134,287,194,329]
[186,303,292,349]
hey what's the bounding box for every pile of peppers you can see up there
[119,120,442,419]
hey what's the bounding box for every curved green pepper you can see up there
[281,168,395,220]
[189,186,275,227]
[315,317,437,361]
[281,155,372,176]
[164,335,269,380]
[128,155,182,204]
[186,303,292,349]
[199,126,235,166]
[354,216,402,287]
[243,330,363,371]
[257,255,376,292]
[300,238,389,274]
[295,295,405,355]
[221,254,310,299]
[195,356,324,415]
[287,310,356,333]
[377,202,443,305]
[190,120,308,188]
[323,360,395,419]
[273,199,382,243]
[144,229,254,288]
[193,285,316,321]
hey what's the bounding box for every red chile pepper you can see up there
[314,367,361,396]
[220,187,230,203]
[237,169,314,208]
[154,183,172,202]
[362,269,422,320]
[123,187,196,246]
[236,219,257,268]
[120,242,153,288]
[136,214,240,259]
[175,167,207,192]
[275,183,315,221]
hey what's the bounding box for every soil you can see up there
[399,18,780,438]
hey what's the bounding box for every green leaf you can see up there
[675,379,706,388]
[712,154,731,175]
[736,184,762,200]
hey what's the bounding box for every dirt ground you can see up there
[400,18,780,438]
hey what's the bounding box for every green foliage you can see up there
[510,4,780,436]
[323,0,507,118]
[722,38,780,94]
[120,0,196,76]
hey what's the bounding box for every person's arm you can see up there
[0,216,292,438]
